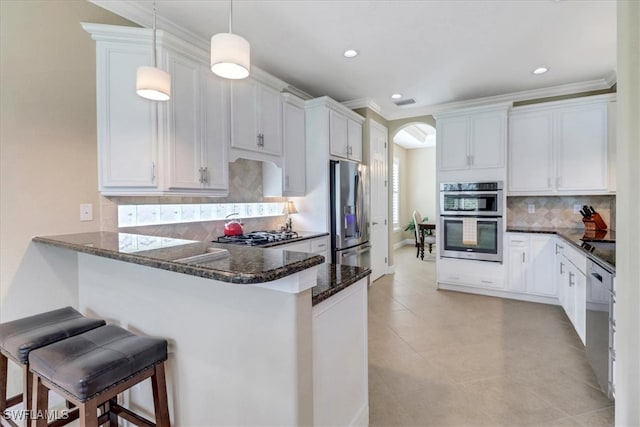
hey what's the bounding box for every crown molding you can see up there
[380,76,616,120]
[342,98,383,115]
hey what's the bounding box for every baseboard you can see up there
[387,264,396,274]
[437,282,561,305]
[349,403,369,427]
[393,239,415,250]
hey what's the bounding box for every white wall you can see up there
[615,1,640,424]
[407,147,437,224]
[391,144,410,246]
[0,2,134,319]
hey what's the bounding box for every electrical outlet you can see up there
[573,204,582,214]
[528,204,535,214]
[80,203,93,221]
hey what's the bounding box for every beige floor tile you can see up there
[368,246,613,427]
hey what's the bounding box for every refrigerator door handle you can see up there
[341,244,371,258]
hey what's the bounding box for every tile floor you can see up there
[368,245,614,426]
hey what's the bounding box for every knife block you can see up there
[582,213,608,231]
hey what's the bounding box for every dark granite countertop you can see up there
[33,232,324,285]
[313,264,371,306]
[506,226,615,271]
[260,231,330,248]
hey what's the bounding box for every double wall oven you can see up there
[439,181,504,262]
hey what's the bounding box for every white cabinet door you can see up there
[167,52,201,190]
[201,70,229,191]
[509,111,554,193]
[556,103,608,192]
[282,99,306,195]
[470,113,504,168]
[230,78,259,151]
[528,235,557,296]
[347,119,363,162]
[438,117,469,170]
[230,78,282,157]
[329,110,349,158]
[97,45,158,190]
[507,236,528,293]
[574,269,587,344]
[258,84,283,156]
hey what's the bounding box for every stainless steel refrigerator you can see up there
[330,160,370,267]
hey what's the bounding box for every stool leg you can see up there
[32,375,48,427]
[151,364,170,427]
[0,353,7,413]
[108,398,118,427]
[79,399,98,427]
[23,366,32,426]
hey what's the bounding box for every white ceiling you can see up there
[92,0,617,119]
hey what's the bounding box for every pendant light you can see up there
[136,2,171,101]
[210,0,250,79]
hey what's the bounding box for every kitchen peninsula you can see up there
[33,232,371,427]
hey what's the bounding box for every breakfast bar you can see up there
[32,232,371,426]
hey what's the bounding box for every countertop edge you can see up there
[33,235,325,284]
[505,227,615,272]
[312,266,371,306]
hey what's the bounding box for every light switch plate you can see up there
[528,204,535,214]
[80,203,93,221]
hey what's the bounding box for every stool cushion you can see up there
[0,306,106,364]
[29,325,167,402]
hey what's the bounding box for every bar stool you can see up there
[0,307,106,425]
[29,324,170,427]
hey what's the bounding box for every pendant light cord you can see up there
[152,1,158,67]
[229,0,233,34]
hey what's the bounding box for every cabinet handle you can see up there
[202,166,208,185]
[522,252,525,263]
[151,162,156,182]
[560,262,565,274]
[198,167,203,184]
[257,134,265,147]
[317,244,327,248]
[555,244,564,254]
[569,271,575,287]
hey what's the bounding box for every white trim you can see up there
[342,98,383,115]
[509,92,617,113]
[305,97,366,123]
[437,282,561,306]
[349,403,369,427]
[346,77,616,121]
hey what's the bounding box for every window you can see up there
[392,156,400,230]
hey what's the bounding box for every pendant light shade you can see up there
[136,66,171,101]
[136,2,170,101]
[211,0,250,80]
[210,33,250,79]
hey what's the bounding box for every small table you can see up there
[417,223,436,260]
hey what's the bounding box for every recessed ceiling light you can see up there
[532,67,549,75]
[343,49,359,58]
[391,93,402,100]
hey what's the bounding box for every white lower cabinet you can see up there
[312,278,368,426]
[557,243,587,344]
[507,233,557,297]
[276,236,329,263]
[437,258,506,291]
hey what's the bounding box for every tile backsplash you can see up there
[507,195,616,229]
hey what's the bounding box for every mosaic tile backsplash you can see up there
[507,195,616,229]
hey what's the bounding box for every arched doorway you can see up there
[390,122,437,249]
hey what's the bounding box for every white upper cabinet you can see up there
[263,94,306,197]
[94,41,159,192]
[165,48,228,195]
[230,77,283,160]
[508,94,615,195]
[509,111,554,192]
[166,52,201,190]
[347,118,363,162]
[84,24,229,196]
[436,104,508,171]
[329,108,363,161]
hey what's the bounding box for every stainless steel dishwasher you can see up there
[586,258,615,400]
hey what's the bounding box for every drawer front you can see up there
[310,237,329,253]
[564,244,587,274]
